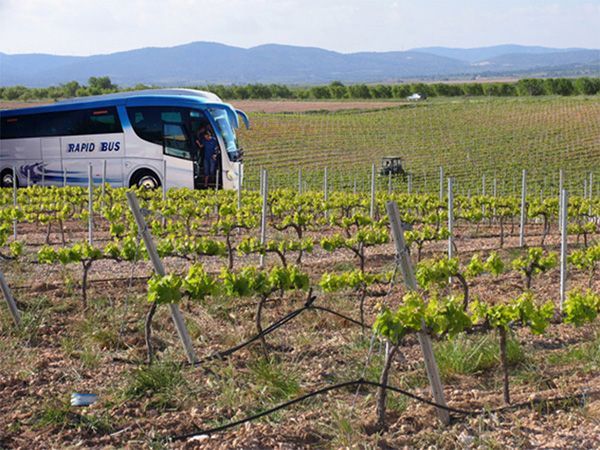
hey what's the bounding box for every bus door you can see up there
[162,122,195,189]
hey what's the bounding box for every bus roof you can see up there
[0,89,225,116]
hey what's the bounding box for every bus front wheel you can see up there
[1,169,17,188]
[130,170,161,190]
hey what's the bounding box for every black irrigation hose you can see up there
[194,305,308,364]
[308,305,370,329]
[192,298,367,365]
[170,379,598,441]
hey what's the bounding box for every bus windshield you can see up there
[208,107,239,161]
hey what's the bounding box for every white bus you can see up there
[0,89,249,190]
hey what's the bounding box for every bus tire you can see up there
[0,169,17,188]
[129,169,161,189]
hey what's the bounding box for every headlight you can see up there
[226,170,236,181]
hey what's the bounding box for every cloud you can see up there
[0,0,597,55]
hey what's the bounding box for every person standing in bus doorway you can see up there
[201,130,219,188]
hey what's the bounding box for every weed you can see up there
[121,360,186,410]
[249,357,300,403]
[435,333,525,380]
[36,400,112,434]
[546,333,600,371]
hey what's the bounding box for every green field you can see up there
[239,96,600,196]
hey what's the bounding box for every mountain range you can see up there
[0,42,598,87]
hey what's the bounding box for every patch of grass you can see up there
[321,401,375,448]
[546,333,600,371]
[36,400,112,434]
[435,334,525,381]
[249,357,300,403]
[121,361,187,410]
[11,296,51,345]
[332,261,356,272]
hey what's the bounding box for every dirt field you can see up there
[0,99,406,113]
[1,217,599,449]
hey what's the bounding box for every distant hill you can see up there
[0,42,598,87]
[409,44,587,63]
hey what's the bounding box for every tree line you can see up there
[1,76,600,102]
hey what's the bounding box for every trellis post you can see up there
[87,164,94,245]
[12,165,17,241]
[0,268,20,327]
[259,169,268,269]
[559,189,568,312]
[439,166,444,202]
[126,191,197,364]
[386,201,450,425]
[370,163,376,219]
[519,169,527,248]
[448,178,454,259]
[558,169,564,228]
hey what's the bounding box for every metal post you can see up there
[370,163,376,219]
[519,169,527,248]
[558,169,564,228]
[353,176,357,195]
[237,165,243,210]
[324,167,328,201]
[125,191,198,364]
[26,170,30,187]
[0,269,20,327]
[481,174,486,196]
[12,166,17,241]
[408,173,412,195]
[162,160,167,202]
[386,201,450,425]
[101,160,107,198]
[388,171,392,195]
[559,189,568,312]
[589,172,594,199]
[439,166,444,202]
[88,164,93,245]
[493,177,497,197]
[447,178,454,259]
[259,167,264,198]
[259,169,268,269]
[215,165,220,191]
[298,168,302,194]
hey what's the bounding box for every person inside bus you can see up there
[201,129,219,188]
[194,124,207,154]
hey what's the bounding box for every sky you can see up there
[0,0,599,55]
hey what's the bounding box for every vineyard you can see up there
[1,182,599,448]
[239,96,600,196]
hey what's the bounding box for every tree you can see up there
[328,81,347,99]
[410,82,434,98]
[544,78,575,96]
[517,79,546,96]
[347,84,371,99]
[88,76,116,91]
[391,84,411,98]
[369,84,392,98]
[574,77,600,95]
[310,86,331,99]
[463,83,484,96]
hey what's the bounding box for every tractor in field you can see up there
[379,156,407,178]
